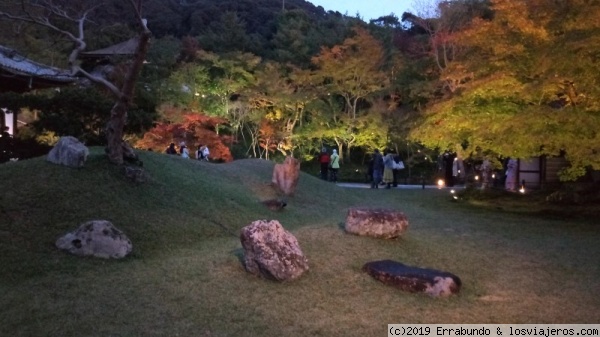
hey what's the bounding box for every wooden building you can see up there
[517,156,569,189]
[0,45,77,136]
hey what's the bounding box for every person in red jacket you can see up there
[318,148,330,180]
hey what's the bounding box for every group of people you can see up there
[368,149,405,189]
[317,147,405,187]
[437,151,520,191]
[317,147,340,183]
[166,142,210,161]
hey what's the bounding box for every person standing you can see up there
[442,151,456,187]
[196,145,204,160]
[180,143,190,159]
[166,142,177,155]
[383,151,395,189]
[202,145,210,161]
[505,158,518,191]
[392,154,405,187]
[367,158,374,183]
[371,149,384,188]
[329,149,340,183]
[318,148,330,180]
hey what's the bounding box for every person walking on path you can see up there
[318,148,330,180]
[383,151,395,189]
[371,149,384,188]
[329,149,340,183]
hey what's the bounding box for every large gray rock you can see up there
[240,219,308,281]
[46,136,89,168]
[363,260,461,297]
[345,207,408,239]
[56,220,132,259]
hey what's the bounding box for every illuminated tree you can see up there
[310,27,387,120]
[307,27,388,158]
[136,111,233,162]
[410,0,600,180]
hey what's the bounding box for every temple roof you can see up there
[0,45,76,93]
[80,37,139,58]
[0,36,139,93]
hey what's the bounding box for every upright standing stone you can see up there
[240,219,308,281]
[272,156,300,196]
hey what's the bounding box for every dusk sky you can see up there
[307,0,413,21]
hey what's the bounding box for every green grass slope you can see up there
[1,149,599,336]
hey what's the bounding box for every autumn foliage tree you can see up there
[136,112,233,162]
[308,27,388,158]
[409,0,600,180]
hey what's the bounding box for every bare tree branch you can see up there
[0,0,153,165]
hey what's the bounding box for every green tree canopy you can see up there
[409,0,600,180]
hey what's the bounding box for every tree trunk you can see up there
[106,101,128,164]
[105,20,151,165]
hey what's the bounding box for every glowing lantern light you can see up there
[437,179,445,188]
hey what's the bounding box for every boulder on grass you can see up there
[261,199,287,211]
[363,260,461,297]
[124,165,148,183]
[345,207,408,239]
[56,220,132,259]
[240,219,308,281]
[272,156,300,196]
[46,136,89,168]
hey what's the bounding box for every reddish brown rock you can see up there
[363,260,461,297]
[271,156,300,196]
[240,220,308,281]
[345,207,408,239]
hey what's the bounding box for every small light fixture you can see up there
[450,189,455,194]
[437,179,445,188]
[492,173,496,179]
[519,180,526,194]
[475,175,480,181]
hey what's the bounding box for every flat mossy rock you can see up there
[56,220,132,259]
[345,207,408,239]
[363,260,461,297]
